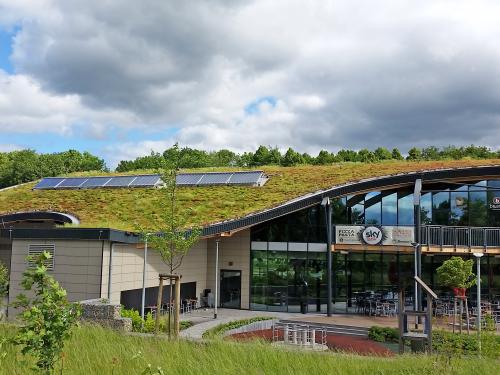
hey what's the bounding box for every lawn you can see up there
[1,159,499,231]
[0,324,498,375]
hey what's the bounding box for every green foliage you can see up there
[202,317,274,339]
[281,147,304,166]
[0,149,106,188]
[436,256,476,289]
[368,326,399,343]
[431,330,500,358]
[407,147,422,161]
[121,308,144,332]
[0,260,8,298]
[12,251,81,374]
[120,308,192,333]
[391,148,404,160]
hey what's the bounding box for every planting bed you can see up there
[228,329,394,357]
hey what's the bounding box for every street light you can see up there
[473,252,483,352]
[141,234,150,320]
[321,196,333,317]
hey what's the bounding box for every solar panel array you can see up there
[33,171,267,190]
[176,171,266,186]
[33,174,162,190]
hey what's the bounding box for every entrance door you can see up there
[220,270,241,308]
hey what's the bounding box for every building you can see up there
[1,161,500,317]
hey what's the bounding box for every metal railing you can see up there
[421,225,500,250]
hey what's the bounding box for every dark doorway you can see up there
[220,270,241,309]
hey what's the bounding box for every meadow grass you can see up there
[1,159,499,231]
[0,324,498,375]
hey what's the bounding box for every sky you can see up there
[1,0,500,169]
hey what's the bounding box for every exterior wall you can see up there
[206,229,251,309]
[106,239,208,305]
[8,239,104,316]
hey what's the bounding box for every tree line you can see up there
[0,149,106,189]
[116,144,500,172]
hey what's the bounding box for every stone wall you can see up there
[79,299,132,332]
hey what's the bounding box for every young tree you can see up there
[374,147,392,161]
[406,147,422,161]
[0,261,8,321]
[281,147,304,166]
[13,252,80,374]
[138,144,201,338]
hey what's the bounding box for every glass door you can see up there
[220,270,241,308]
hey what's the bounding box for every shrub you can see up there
[0,261,8,298]
[432,330,500,358]
[368,326,399,343]
[121,308,144,332]
[120,309,192,333]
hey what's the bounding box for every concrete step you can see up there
[278,319,370,337]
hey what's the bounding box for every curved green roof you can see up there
[1,159,499,231]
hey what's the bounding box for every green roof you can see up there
[1,159,499,231]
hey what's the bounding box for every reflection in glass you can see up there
[450,186,468,226]
[382,193,397,225]
[432,191,450,225]
[365,192,381,224]
[398,191,414,225]
[421,193,432,224]
[470,181,487,226]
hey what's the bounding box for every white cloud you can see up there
[1,0,500,165]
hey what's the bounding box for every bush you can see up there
[121,308,144,332]
[432,330,500,358]
[368,326,399,343]
[120,308,192,333]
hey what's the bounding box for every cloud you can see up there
[1,0,500,165]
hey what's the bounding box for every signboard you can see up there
[335,225,414,246]
[489,196,500,210]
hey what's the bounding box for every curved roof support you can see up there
[0,211,80,228]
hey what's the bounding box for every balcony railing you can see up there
[420,225,500,249]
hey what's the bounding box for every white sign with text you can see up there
[335,225,414,246]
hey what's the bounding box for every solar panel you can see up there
[176,173,204,185]
[129,175,161,187]
[56,177,88,188]
[80,176,113,188]
[228,171,263,184]
[33,178,66,190]
[198,173,232,185]
[105,176,137,187]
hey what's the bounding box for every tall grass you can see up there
[0,324,498,375]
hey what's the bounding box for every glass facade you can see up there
[250,179,500,313]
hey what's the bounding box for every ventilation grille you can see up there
[28,244,55,270]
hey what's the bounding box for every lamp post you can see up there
[141,234,149,320]
[214,238,220,319]
[413,179,422,312]
[321,197,333,317]
[473,252,483,353]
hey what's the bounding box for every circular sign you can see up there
[493,197,500,205]
[362,226,383,245]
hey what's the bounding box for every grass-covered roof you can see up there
[1,159,499,231]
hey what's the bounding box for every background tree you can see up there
[138,144,201,338]
[281,147,304,166]
[391,148,404,160]
[406,147,422,161]
[13,252,80,374]
[314,150,336,165]
[374,147,392,161]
